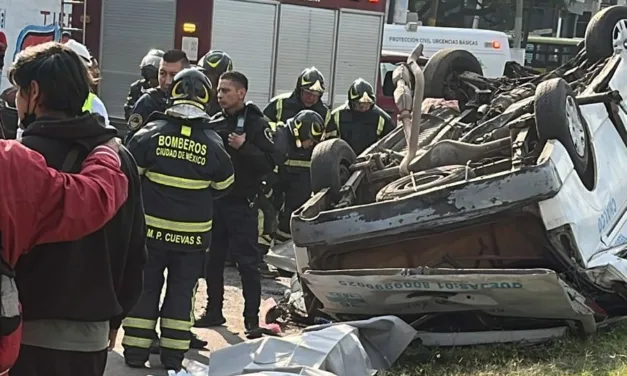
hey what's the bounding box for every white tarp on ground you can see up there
[239,370,337,376]
[207,316,416,376]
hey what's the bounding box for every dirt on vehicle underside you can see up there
[310,213,558,272]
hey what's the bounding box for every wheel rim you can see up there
[397,174,445,191]
[612,19,627,51]
[565,96,586,157]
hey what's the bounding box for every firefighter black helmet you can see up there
[140,49,163,81]
[289,109,325,147]
[348,78,375,106]
[167,68,212,111]
[199,50,233,78]
[295,67,325,94]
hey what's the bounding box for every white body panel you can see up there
[382,24,512,78]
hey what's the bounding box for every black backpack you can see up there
[0,145,86,337]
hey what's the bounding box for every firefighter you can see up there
[124,49,164,120]
[258,67,334,269]
[195,71,281,335]
[122,68,234,372]
[272,110,325,243]
[125,49,190,142]
[263,67,332,134]
[198,50,233,116]
[327,78,395,155]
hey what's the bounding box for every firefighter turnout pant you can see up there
[256,193,277,255]
[122,247,204,369]
[275,171,312,243]
[205,196,262,320]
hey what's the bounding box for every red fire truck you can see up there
[65,0,388,120]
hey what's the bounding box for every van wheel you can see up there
[423,49,483,106]
[585,5,627,62]
[310,139,357,202]
[376,165,471,201]
[534,78,592,189]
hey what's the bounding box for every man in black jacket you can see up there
[272,110,325,244]
[7,42,147,376]
[327,78,395,156]
[124,49,163,120]
[195,71,283,335]
[125,49,190,142]
[263,67,333,136]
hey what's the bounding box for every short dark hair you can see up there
[9,42,92,116]
[220,71,248,90]
[163,49,190,66]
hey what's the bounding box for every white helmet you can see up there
[140,49,164,69]
[65,39,92,67]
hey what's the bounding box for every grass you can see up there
[387,323,627,376]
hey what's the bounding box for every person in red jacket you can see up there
[0,137,128,376]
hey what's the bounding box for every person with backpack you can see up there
[0,122,128,374]
[5,41,147,376]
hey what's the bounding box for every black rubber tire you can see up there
[310,139,357,202]
[423,49,483,100]
[585,5,627,62]
[376,165,471,201]
[534,78,590,185]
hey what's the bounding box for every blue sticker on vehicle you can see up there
[598,198,618,234]
[337,280,523,291]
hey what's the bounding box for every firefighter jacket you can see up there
[126,88,167,138]
[327,103,395,156]
[124,79,152,120]
[209,102,283,199]
[262,92,336,139]
[127,113,235,252]
[274,124,313,175]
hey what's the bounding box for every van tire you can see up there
[534,78,592,189]
[310,139,357,202]
[585,6,627,62]
[423,49,483,101]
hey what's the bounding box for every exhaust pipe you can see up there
[392,43,425,175]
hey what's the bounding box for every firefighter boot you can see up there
[190,332,208,349]
[245,316,263,339]
[195,310,227,328]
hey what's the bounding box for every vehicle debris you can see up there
[276,5,627,340]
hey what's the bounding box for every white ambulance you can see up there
[382,24,512,78]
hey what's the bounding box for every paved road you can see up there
[104,267,291,376]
